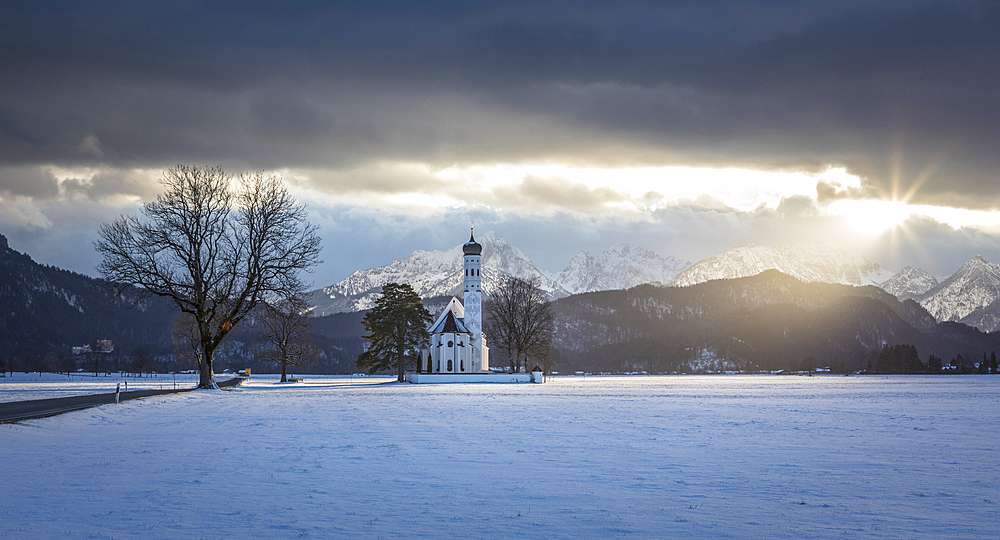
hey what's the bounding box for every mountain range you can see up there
[307,231,567,316]
[914,256,1000,332]
[307,233,1000,334]
[556,244,689,294]
[552,270,998,374]
[670,241,892,288]
[7,224,1000,374]
[307,232,690,316]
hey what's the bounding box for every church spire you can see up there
[463,227,482,256]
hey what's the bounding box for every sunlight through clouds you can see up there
[826,198,1000,234]
[435,163,834,213]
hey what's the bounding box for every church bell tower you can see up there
[463,229,485,371]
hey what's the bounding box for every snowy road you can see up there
[1,375,998,539]
[0,373,206,403]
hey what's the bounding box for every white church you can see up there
[405,230,543,384]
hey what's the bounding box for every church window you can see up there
[447,359,453,371]
[460,360,464,371]
[448,340,453,347]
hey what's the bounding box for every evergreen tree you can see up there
[873,344,923,374]
[927,355,943,373]
[357,283,432,382]
[991,351,998,374]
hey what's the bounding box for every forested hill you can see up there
[0,233,174,355]
[551,270,1000,374]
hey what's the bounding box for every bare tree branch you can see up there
[484,276,555,373]
[96,165,321,388]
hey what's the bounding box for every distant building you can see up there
[71,340,114,355]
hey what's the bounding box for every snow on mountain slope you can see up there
[556,244,690,294]
[880,266,939,300]
[670,241,891,288]
[308,231,568,316]
[916,256,1000,331]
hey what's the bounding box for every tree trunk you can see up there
[397,355,405,382]
[280,358,288,383]
[198,346,216,389]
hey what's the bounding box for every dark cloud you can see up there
[0,166,59,199]
[1,1,997,201]
[3,0,1000,278]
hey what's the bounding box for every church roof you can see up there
[463,229,482,256]
[430,310,470,335]
[428,296,464,331]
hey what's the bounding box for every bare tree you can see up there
[257,295,319,382]
[96,165,321,388]
[484,276,555,373]
[130,347,154,377]
[171,312,203,370]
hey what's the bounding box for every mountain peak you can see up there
[881,266,938,301]
[555,244,690,294]
[916,255,1000,330]
[672,241,890,288]
[964,255,990,267]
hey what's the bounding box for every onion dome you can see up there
[463,229,482,256]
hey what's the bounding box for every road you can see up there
[0,377,244,423]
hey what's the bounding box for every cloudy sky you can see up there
[3,0,1000,283]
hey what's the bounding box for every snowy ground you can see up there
[1,375,998,539]
[0,372,242,403]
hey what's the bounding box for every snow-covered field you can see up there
[0,372,237,403]
[2,375,998,539]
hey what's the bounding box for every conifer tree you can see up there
[357,283,432,382]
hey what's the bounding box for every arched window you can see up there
[448,340,454,347]
[447,359,453,371]
[460,360,464,371]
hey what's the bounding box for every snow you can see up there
[310,231,566,315]
[557,244,690,294]
[2,375,999,539]
[881,266,939,300]
[0,372,220,403]
[917,256,1000,330]
[672,241,889,288]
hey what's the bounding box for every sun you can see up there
[827,199,914,235]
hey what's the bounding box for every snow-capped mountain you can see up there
[670,241,892,288]
[556,244,690,294]
[308,231,569,316]
[880,266,939,300]
[915,256,1000,332]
